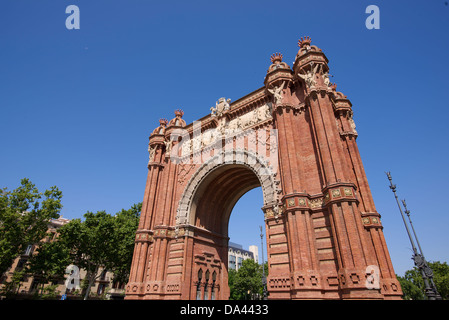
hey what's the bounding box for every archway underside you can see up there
[187,164,266,300]
[192,164,262,236]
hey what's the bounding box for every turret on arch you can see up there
[126,37,403,300]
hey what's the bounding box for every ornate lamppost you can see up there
[386,172,441,300]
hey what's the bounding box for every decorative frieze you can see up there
[177,163,196,185]
[281,195,324,212]
[322,184,358,205]
[263,205,283,220]
[135,226,190,242]
[361,212,383,229]
[268,277,291,290]
[275,102,306,115]
[231,88,266,110]
[281,185,357,213]
[294,273,320,289]
[309,198,323,209]
[135,230,153,243]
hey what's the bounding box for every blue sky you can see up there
[1,0,449,277]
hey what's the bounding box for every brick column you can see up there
[332,89,402,299]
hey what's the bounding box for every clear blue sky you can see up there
[1,0,448,277]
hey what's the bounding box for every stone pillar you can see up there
[126,118,183,299]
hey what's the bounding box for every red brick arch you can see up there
[125,37,403,300]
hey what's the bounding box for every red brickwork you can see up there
[125,37,402,300]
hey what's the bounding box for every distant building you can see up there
[228,242,254,271]
[249,245,259,264]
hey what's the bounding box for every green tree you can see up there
[228,259,268,300]
[397,261,449,300]
[0,178,62,277]
[40,283,59,300]
[58,211,114,300]
[228,268,239,300]
[0,270,26,298]
[26,241,71,295]
[397,274,426,300]
[58,204,141,300]
[108,203,141,285]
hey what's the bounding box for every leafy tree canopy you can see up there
[57,203,141,299]
[0,178,62,276]
[228,259,268,300]
[397,261,449,300]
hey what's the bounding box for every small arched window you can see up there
[204,270,210,300]
[211,271,217,300]
[196,269,203,300]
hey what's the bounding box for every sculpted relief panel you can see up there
[180,100,273,157]
[227,103,272,133]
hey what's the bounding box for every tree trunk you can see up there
[40,282,45,295]
[83,266,98,300]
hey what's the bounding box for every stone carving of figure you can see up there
[349,117,357,134]
[253,108,262,123]
[322,71,331,87]
[348,111,358,135]
[164,139,173,153]
[181,139,192,157]
[242,114,254,128]
[210,97,231,117]
[192,136,201,152]
[265,103,273,119]
[216,117,227,135]
[273,203,281,220]
[317,64,332,87]
[227,117,242,135]
[202,130,213,147]
[235,117,242,131]
[297,63,319,88]
[148,145,156,162]
[221,97,231,111]
[267,82,285,105]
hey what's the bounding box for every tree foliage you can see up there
[108,203,141,285]
[397,261,449,300]
[26,241,71,293]
[0,270,26,298]
[0,178,62,277]
[57,203,141,299]
[0,179,141,300]
[228,259,268,300]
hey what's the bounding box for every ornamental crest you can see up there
[210,97,231,117]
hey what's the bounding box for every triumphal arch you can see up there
[125,37,402,300]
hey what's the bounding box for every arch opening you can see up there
[191,163,262,236]
[189,166,268,300]
[177,150,278,300]
[176,149,280,229]
[228,187,267,279]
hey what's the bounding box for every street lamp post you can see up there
[259,225,267,300]
[401,199,441,300]
[386,172,441,300]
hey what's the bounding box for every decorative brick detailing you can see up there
[361,212,383,229]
